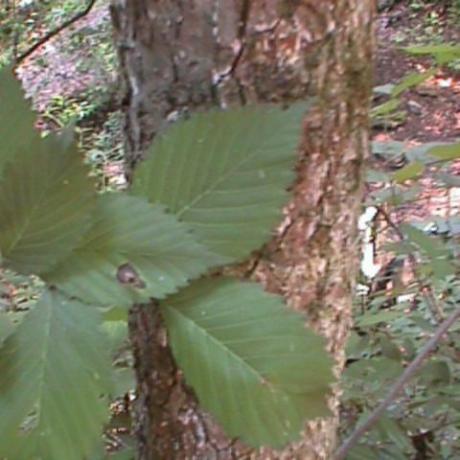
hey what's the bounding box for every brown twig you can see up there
[11,1,19,63]
[14,0,98,66]
[335,305,460,460]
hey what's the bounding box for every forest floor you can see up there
[17,2,112,112]
[371,2,460,255]
[376,3,459,142]
[13,3,460,131]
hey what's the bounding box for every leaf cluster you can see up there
[0,70,333,459]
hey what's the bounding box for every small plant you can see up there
[0,70,333,459]
[43,94,98,128]
[449,0,460,20]
[409,0,425,13]
[44,0,82,25]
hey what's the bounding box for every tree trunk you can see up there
[111,1,374,459]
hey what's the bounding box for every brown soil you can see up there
[375,3,460,142]
[16,2,112,112]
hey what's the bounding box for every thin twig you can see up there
[377,206,444,322]
[14,0,98,66]
[12,1,19,63]
[335,306,460,460]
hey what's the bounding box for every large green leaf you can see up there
[0,132,96,274]
[162,279,334,447]
[132,104,306,260]
[0,68,39,173]
[0,312,14,343]
[0,289,112,460]
[44,193,226,307]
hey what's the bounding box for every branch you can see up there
[15,0,98,66]
[335,306,460,460]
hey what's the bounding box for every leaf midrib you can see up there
[34,296,53,433]
[166,304,286,392]
[175,141,271,219]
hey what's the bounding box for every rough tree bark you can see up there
[111,1,374,459]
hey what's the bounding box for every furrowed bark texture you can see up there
[111,1,374,458]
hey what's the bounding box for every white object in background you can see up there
[359,206,381,279]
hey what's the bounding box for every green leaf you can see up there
[379,337,402,361]
[112,367,135,399]
[344,358,403,391]
[0,289,112,460]
[44,194,225,307]
[403,141,454,164]
[373,83,395,96]
[0,132,96,274]
[427,142,460,162]
[375,417,413,454]
[419,359,450,386]
[392,162,424,183]
[366,169,391,183]
[435,172,460,187]
[403,44,460,65]
[372,140,406,159]
[371,99,400,118]
[107,448,137,460]
[347,445,379,460]
[345,332,370,359]
[370,184,421,206]
[0,68,39,173]
[401,223,449,259]
[162,278,334,447]
[132,104,307,259]
[101,319,128,353]
[382,241,416,255]
[0,312,14,343]
[104,306,129,322]
[356,310,402,327]
[391,69,437,97]
[106,448,136,460]
[429,258,456,280]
